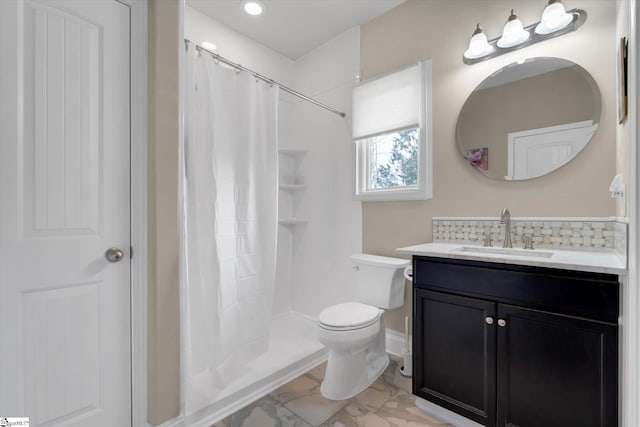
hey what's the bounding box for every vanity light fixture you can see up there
[463,0,586,65]
[241,0,265,16]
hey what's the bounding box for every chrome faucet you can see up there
[500,208,513,248]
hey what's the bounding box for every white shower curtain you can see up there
[183,44,279,388]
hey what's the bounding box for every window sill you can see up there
[355,188,431,202]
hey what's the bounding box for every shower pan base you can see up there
[184,312,327,426]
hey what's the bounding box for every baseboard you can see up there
[414,397,484,427]
[385,328,411,358]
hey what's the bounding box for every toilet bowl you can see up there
[316,254,410,400]
[318,302,389,400]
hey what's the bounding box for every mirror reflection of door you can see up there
[456,57,601,181]
[506,121,598,180]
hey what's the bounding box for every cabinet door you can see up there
[414,289,496,426]
[497,304,617,427]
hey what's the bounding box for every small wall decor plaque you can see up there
[617,37,628,124]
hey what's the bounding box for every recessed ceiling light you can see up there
[201,41,217,51]
[241,0,265,16]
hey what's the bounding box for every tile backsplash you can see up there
[433,217,628,255]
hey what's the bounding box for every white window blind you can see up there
[352,63,422,140]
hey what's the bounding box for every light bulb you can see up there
[535,1,573,35]
[546,9,561,28]
[505,20,522,43]
[469,33,489,56]
[241,0,264,16]
[464,24,494,60]
[497,10,530,48]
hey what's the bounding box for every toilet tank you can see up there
[350,254,410,309]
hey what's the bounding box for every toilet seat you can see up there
[318,302,382,331]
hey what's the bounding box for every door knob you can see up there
[105,247,124,263]
[485,317,494,325]
[498,319,507,327]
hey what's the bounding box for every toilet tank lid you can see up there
[350,253,410,268]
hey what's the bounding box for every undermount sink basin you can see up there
[453,246,554,258]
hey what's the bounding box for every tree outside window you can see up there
[369,128,419,190]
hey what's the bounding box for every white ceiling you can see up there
[186,0,407,59]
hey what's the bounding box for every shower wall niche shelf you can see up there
[278,148,309,227]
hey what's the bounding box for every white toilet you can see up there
[317,253,410,400]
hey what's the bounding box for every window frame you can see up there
[353,60,432,202]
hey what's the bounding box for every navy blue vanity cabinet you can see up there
[414,288,497,425]
[412,256,619,427]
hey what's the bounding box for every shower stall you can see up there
[181,8,362,425]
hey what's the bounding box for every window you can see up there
[352,61,432,201]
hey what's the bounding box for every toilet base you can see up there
[319,318,389,400]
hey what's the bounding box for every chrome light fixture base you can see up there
[463,8,586,65]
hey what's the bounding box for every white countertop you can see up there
[396,242,627,275]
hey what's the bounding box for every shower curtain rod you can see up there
[185,39,347,118]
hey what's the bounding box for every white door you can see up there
[0,1,131,425]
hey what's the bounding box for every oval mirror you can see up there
[456,57,601,180]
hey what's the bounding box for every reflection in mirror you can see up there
[456,57,601,180]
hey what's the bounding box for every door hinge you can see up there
[130,246,134,260]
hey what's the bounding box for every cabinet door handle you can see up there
[485,316,494,325]
[498,319,507,327]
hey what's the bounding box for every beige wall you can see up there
[147,0,181,424]
[360,0,618,334]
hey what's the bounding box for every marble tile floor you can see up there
[212,358,452,427]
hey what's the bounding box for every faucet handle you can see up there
[523,235,534,250]
[483,234,492,247]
